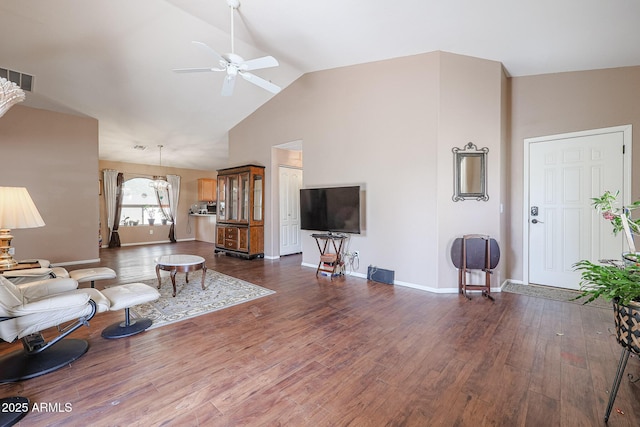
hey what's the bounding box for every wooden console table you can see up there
[311,233,347,279]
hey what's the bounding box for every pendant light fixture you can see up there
[149,145,171,190]
[0,77,26,118]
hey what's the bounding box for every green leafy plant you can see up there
[574,191,640,306]
[574,259,640,306]
[592,190,640,246]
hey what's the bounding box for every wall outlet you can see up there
[149,229,153,235]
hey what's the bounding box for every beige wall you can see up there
[230,51,506,291]
[0,104,221,264]
[436,53,506,289]
[98,160,217,246]
[5,56,637,287]
[509,66,640,281]
[0,105,99,265]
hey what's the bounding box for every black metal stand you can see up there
[0,339,89,383]
[605,348,631,422]
[101,308,153,339]
[604,299,640,422]
[0,396,29,427]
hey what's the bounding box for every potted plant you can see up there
[573,259,640,306]
[145,206,156,225]
[160,211,169,225]
[573,191,640,421]
[591,190,640,263]
[574,190,640,306]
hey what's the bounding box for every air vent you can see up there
[0,68,34,92]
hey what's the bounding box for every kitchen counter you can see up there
[191,213,217,243]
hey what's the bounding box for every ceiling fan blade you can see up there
[240,72,281,94]
[192,41,226,63]
[241,55,279,71]
[221,74,237,97]
[173,67,223,73]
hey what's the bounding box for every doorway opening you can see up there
[272,141,303,257]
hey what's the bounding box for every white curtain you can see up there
[103,169,119,244]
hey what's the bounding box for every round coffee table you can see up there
[154,254,207,297]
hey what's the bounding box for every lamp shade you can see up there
[0,187,45,229]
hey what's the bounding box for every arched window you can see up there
[120,178,169,225]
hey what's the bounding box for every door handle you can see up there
[531,219,544,224]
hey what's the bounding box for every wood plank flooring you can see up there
[2,241,639,426]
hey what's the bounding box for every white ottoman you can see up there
[69,267,117,288]
[99,283,160,339]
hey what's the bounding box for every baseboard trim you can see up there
[300,262,502,294]
[117,238,196,247]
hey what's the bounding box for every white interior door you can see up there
[526,126,630,289]
[279,167,303,255]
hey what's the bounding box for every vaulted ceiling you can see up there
[2,0,639,170]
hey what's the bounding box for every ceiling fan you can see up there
[174,0,281,96]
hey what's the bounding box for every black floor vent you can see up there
[367,266,395,285]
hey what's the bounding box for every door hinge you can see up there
[623,144,626,154]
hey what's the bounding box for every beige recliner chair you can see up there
[0,275,160,382]
[0,275,98,382]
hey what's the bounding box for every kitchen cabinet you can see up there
[197,178,217,202]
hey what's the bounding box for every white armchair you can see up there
[0,275,97,382]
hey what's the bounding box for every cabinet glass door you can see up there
[228,175,239,220]
[240,173,250,221]
[217,177,226,220]
[253,175,263,221]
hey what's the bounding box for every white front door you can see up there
[526,126,631,289]
[279,167,303,255]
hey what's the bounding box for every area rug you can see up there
[128,270,275,329]
[501,281,611,310]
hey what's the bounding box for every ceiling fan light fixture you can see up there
[173,0,280,96]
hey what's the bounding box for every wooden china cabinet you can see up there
[215,164,265,258]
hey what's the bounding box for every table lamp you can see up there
[0,187,45,269]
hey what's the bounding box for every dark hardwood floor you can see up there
[2,241,639,426]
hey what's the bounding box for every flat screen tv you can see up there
[300,186,361,234]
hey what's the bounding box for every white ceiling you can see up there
[2,0,639,171]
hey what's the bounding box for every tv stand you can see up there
[311,233,347,279]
